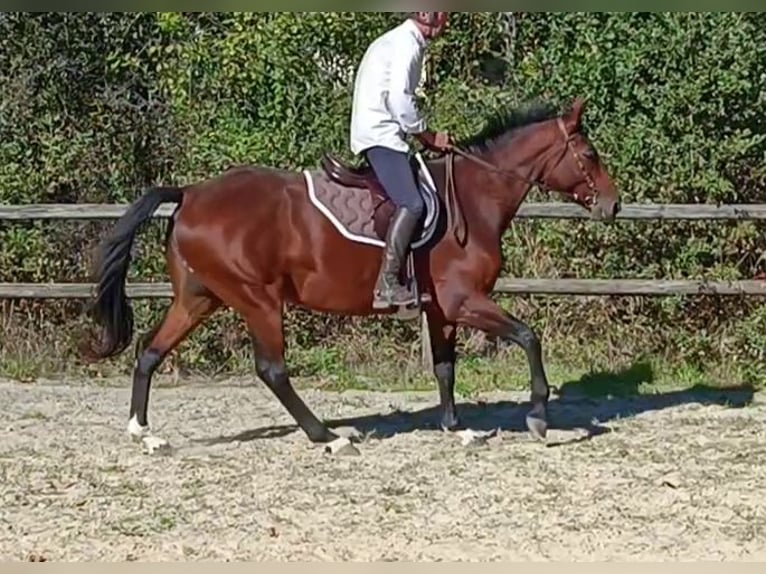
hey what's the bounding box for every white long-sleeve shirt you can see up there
[349,18,428,156]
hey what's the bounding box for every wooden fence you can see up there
[3,202,766,368]
[3,202,766,299]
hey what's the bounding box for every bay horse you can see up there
[82,97,620,452]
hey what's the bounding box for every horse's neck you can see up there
[438,148,535,243]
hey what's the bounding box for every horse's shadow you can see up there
[197,361,757,446]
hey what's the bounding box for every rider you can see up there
[349,12,453,309]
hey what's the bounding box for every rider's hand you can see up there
[433,131,453,151]
[416,130,453,152]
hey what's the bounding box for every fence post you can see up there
[420,310,433,372]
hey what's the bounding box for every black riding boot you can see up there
[372,206,420,309]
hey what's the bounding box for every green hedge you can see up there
[1,12,765,383]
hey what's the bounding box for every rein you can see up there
[443,151,467,245]
[449,145,552,190]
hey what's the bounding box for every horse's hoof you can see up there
[333,426,364,442]
[324,437,361,457]
[526,415,548,441]
[440,416,462,432]
[457,428,498,447]
[308,429,340,444]
[142,435,172,456]
[127,415,150,442]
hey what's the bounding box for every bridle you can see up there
[439,116,601,246]
[449,117,600,206]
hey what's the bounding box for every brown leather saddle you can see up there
[318,152,433,311]
[320,153,380,188]
[321,151,423,201]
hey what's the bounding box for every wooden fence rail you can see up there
[2,278,766,300]
[4,202,766,221]
[3,201,766,369]
[3,202,765,300]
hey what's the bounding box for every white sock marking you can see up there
[127,415,148,438]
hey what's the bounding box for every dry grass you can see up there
[1,376,765,561]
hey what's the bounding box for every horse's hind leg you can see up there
[240,290,338,444]
[128,256,221,452]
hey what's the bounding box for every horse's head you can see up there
[538,98,620,221]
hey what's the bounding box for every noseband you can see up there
[554,117,600,207]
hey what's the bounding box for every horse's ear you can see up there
[566,97,587,131]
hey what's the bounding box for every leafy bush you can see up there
[1,12,765,384]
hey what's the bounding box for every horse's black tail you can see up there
[82,186,184,361]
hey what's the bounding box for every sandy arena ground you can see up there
[1,376,765,561]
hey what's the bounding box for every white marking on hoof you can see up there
[127,415,150,441]
[324,437,361,456]
[142,435,171,456]
[526,415,548,442]
[456,428,499,447]
[128,415,171,455]
[333,426,364,442]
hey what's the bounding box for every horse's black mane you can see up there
[458,99,561,153]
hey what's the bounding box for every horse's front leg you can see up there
[457,294,550,440]
[425,309,461,431]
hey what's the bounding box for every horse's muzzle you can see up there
[591,198,620,222]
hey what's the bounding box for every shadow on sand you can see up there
[197,361,757,447]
